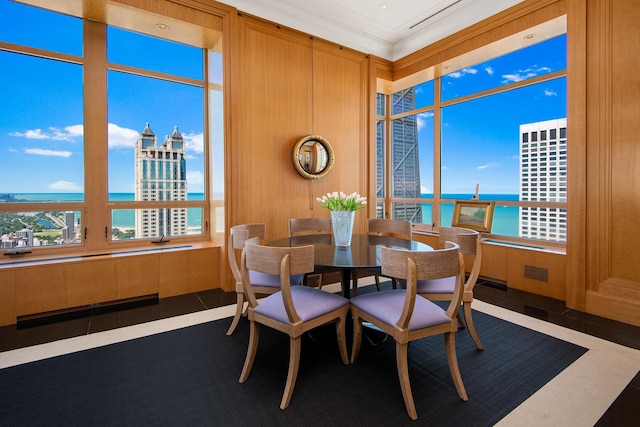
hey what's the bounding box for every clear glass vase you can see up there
[330,210,355,246]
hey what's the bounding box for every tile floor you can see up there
[0,280,638,425]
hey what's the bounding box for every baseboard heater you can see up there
[16,293,159,329]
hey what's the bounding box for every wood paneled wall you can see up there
[567,0,640,326]
[227,14,370,285]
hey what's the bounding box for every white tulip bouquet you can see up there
[316,191,367,211]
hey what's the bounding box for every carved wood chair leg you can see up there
[456,311,465,329]
[444,332,468,401]
[350,311,363,364]
[335,312,349,364]
[396,341,417,420]
[463,301,484,350]
[226,292,245,336]
[374,275,382,291]
[239,321,260,383]
[280,336,302,410]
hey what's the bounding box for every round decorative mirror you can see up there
[292,134,335,179]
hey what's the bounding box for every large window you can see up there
[379,26,567,243]
[106,26,208,240]
[0,0,224,255]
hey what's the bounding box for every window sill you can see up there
[412,228,566,255]
[0,241,219,269]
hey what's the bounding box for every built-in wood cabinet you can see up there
[0,271,16,326]
[413,233,566,300]
[0,245,219,326]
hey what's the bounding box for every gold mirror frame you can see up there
[292,135,335,179]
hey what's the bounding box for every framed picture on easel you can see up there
[452,200,495,232]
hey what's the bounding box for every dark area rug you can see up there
[0,308,587,426]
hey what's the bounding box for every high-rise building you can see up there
[134,123,188,238]
[519,118,567,242]
[63,211,74,241]
[388,89,423,223]
[14,228,33,246]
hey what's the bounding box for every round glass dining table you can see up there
[269,234,432,297]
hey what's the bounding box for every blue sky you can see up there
[0,0,565,197]
[0,0,208,195]
[412,34,566,195]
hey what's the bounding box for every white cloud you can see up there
[186,171,204,186]
[476,162,499,170]
[183,131,204,154]
[420,185,431,194]
[10,125,84,141]
[25,148,72,157]
[48,180,82,191]
[502,66,554,84]
[11,129,47,139]
[502,73,527,83]
[544,88,557,96]
[485,66,494,76]
[63,124,84,138]
[448,67,478,79]
[416,111,434,131]
[108,123,139,148]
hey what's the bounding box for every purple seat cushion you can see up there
[350,289,450,330]
[397,276,456,294]
[249,271,304,288]
[254,286,349,323]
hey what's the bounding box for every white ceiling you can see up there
[221,0,525,61]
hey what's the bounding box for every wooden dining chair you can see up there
[351,218,412,296]
[350,242,468,420]
[239,239,350,410]
[288,217,331,236]
[226,223,304,336]
[416,226,484,349]
[288,217,339,289]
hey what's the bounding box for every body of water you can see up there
[6,192,522,236]
[422,194,520,236]
[6,193,205,229]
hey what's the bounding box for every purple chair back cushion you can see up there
[254,286,348,323]
[248,270,304,288]
[350,290,450,330]
[398,276,456,294]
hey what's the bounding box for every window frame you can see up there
[376,26,567,247]
[0,1,225,259]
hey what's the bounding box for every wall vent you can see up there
[524,265,549,282]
